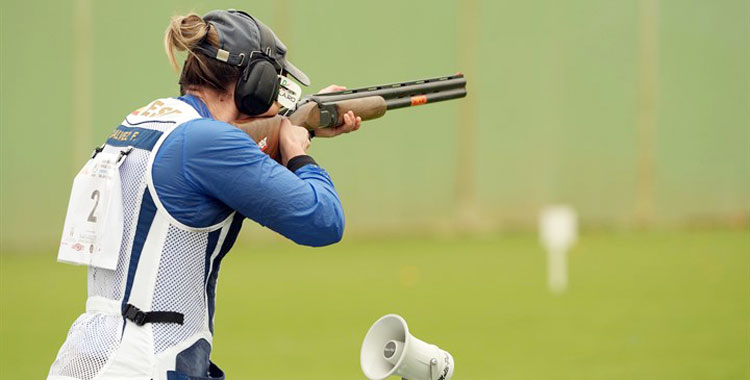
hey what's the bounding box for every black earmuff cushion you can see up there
[235,60,280,116]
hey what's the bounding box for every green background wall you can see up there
[1,0,748,251]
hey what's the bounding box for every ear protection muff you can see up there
[233,13,283,116]
[234,52,280,116]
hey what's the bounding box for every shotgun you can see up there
[233,73,467,161]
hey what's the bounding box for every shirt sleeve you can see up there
[180,119,345,247]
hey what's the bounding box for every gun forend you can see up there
[290,96,387,129]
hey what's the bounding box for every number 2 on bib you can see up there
[88,190,100,223]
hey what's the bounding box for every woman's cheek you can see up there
[260,102,281,117]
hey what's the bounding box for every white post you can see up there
[540,206,578,294]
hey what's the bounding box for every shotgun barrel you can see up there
[384,87,467,110]
[303,74,467,104]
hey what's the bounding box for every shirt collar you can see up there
[175,94,213,119]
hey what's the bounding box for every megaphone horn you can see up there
[360,314,455,380]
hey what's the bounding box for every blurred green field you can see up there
[1,229,747,379]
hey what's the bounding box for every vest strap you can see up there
[122,303,184,326]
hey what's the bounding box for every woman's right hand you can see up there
[279,118,311,166]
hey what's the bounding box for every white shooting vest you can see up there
[49,98,238,380]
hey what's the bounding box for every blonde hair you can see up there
[164,13,240,94]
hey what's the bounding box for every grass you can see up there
[1,228,748,379]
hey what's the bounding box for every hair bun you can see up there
[164,13,216,71]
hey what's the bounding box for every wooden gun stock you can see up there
[232,115,285,162]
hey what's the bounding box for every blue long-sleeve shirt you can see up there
[151,95,344,246]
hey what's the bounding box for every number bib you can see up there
[58,150,127,270]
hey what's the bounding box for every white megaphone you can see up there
[360,314,455,380]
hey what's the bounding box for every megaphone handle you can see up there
[397,358,439,380]
[393,357,440,380]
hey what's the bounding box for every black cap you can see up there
[199,9,310,86]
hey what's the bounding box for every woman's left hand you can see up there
[312,85,362,138]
